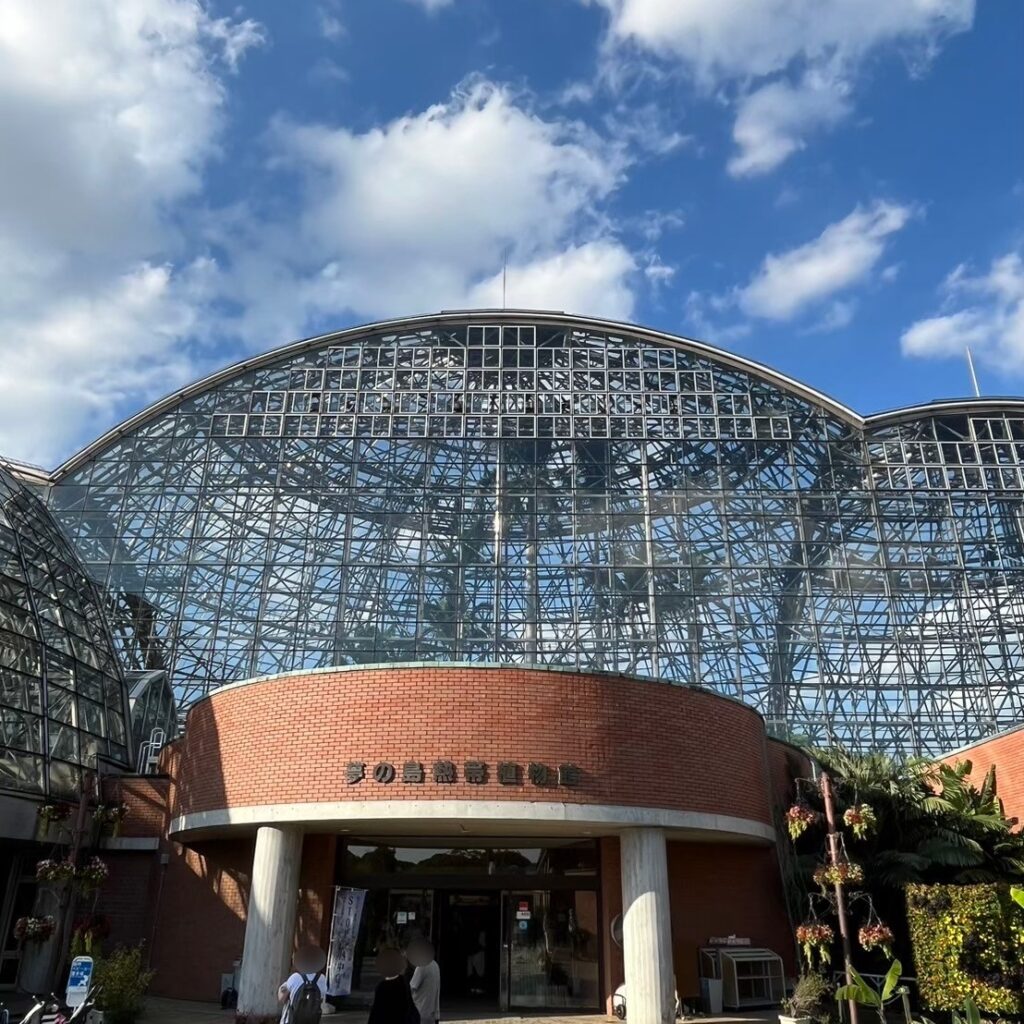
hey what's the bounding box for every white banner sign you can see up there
[326,886,367,997]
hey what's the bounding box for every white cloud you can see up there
[0,0,262,464]
[739,201,913,320]
[727,70,851,178]
[467,242,637,319]
[588,0,974,83]
[405,0,454,11]
[584,0,974,174]
[0,260,215,465]
[901,252,1024,371]
[317,3,346,41]
[216,79,637,335]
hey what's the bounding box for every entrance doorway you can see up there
[437,892,501,1009]
[340,839,601,1012]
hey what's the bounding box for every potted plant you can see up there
[78,855,110,893]
[35,858,77,884]
[94,945,155,1024]
[14,915,56,944]
[780,971,833,1024]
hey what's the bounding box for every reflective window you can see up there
[345,843,598,877]
[0,464,131,796]
[45,320,1024,755]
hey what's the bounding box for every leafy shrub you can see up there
[906,883,1024,1015]
[782,971,835,1021]
[94,945,155,1024]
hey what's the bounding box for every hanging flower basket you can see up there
[14,915,56,944]
[795,922,834,967]
[77,856,110,891]
[37,803,73,827]
[858,922,894,957]
[843,804,877,840]
[813,861,864,888]
[72,914,111,956]
[35,858,77,884]
[786,804,820,841]
[93,802,129,835]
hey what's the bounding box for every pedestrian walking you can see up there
[367,948,418,1024]
[278,945,328,1024]
[408,939,441,1024]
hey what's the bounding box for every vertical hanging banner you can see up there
[326,886,367,997]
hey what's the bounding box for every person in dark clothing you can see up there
[368,948,418,1024]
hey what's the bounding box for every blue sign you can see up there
[66,956,94,1007]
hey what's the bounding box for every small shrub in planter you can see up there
[94,945,155,1024]
[781,971,834,1024]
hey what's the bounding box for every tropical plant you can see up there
[835,960,908,1024]
[94,945,155,1024]
[915,996,1012,1024]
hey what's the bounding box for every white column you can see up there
[238,826,303,1018]
[620,827,675,1024]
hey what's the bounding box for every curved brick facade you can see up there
[165,664,780,830]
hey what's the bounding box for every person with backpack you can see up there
[278,945,328,1024]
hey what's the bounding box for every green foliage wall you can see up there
[906,884,1024,1014]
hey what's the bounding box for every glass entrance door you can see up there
[501,890,601,1011]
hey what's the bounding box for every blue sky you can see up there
[0,0,1021,466]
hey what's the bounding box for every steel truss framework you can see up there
[0,463,130,797]
[43,318,1024,755]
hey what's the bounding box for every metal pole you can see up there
[965,347,981,398]
[821,771,858,1024]
[52,771,93,987]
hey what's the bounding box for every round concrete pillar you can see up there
[238,826,303,1017]
[620,827,674,1024]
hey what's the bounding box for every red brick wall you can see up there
[168,667,776,827]
[296,834,337,951]
[765,739,808,810]
[146,838,254,999]
[102,775,170,838]
[940,725,1024,825]
[667,843,796,1000]
[101,852,161,951]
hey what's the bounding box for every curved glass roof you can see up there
[0,462,131,797]
[33,312,1024,755]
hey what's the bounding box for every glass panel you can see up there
[345,842,596,877]
[504,890,600,1010]
[36,323,1024,755]
[348,888,433,1002]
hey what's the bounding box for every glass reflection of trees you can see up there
[45,318,1024,755]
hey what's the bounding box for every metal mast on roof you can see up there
[966,347,981,398]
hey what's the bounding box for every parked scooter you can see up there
[613,983,689,1021]
[13,985,99,1024]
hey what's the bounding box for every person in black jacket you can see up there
[368,948,419,1024]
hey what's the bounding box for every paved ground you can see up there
[143,998,778,1024]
